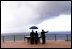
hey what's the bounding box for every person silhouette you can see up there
[30,30,35,44]
[41,29,48,44]
[35,31,38,44]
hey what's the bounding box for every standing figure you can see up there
[35,31,38,44]
[30,30,35,44]
[41,29,48,44]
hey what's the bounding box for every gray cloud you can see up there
[11,1,71,25]
[35,1,71,22]
[1,1,71,33]
[22,1,71,24]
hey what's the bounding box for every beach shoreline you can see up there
[1,40,71,48]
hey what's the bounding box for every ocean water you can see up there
[45,34,71,40]
[1,32,71,41]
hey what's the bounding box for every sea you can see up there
[1,31,71,41]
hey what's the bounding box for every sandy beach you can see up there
[1,40,71,48]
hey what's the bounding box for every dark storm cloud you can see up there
[35,1,71,22]
[9,1,71,25]
[1,1,71,33]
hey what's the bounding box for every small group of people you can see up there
[30,29,48,44]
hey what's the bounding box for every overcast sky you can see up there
[1,1,71,34]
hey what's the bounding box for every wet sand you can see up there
[1,40,71,48]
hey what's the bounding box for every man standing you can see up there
[30,30,35,44]
[35,31,38,44]
[41,29,48,44]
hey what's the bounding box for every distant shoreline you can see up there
[1,31,71,35]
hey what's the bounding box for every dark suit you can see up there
[41,30,48,44]
[35,32,38,44]
[30,32,35,44]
